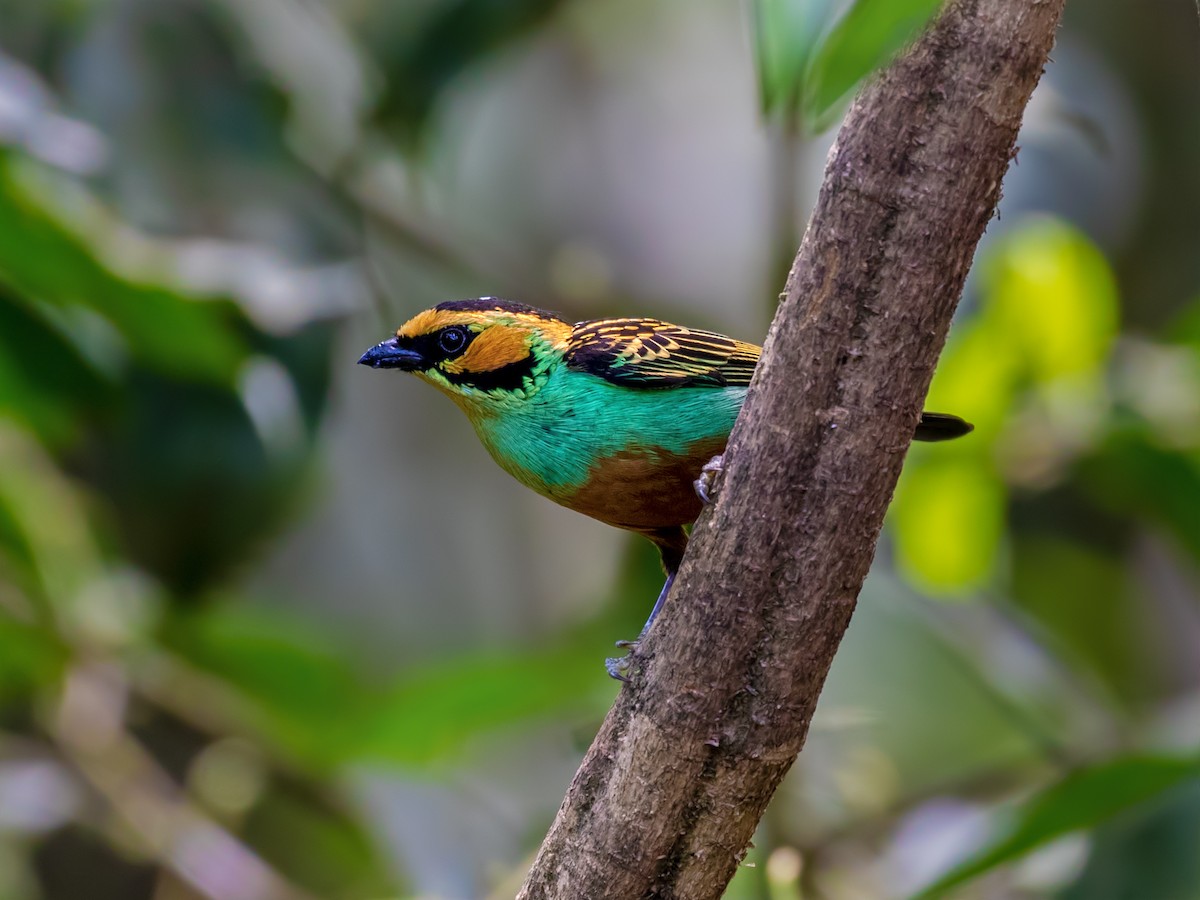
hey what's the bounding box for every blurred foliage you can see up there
[754,0,944,128]
[0,1,1197,899]
[917,755,1200,898]
[893,220,1120,596]
[364,0,573,149]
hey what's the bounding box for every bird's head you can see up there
[358,297,573,410]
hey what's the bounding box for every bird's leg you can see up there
[607,458,724,679]
[606,570,675,682]
[615,569,676,649]
[694,453,725,505]
[605,528,687,681]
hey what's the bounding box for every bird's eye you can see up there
[438,327,468,355]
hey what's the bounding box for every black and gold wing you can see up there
[565,318,760,389]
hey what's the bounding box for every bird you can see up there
[359,296,972,675]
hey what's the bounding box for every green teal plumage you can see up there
[468,364,748,499]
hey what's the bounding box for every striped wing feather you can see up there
[565,318,760,388]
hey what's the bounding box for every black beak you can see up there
[358,338,424,371]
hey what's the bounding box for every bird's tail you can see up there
[915,412,974,442]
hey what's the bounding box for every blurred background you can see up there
[0,0,1199,897]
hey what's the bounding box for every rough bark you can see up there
[518,0,1066,897]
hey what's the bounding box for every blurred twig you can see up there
[52,662,317,900]
[982,592,1130,747]
[900,594,1077,767]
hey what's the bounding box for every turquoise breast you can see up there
[468,365,746,500]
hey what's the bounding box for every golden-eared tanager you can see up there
[359,297,971,672]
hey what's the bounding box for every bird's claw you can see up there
[605,654,632,682]
[694,453,726,505]
[606,638,642,682]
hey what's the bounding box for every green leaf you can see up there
[891,459,1005,595]
[0,154,250,386]
[166,602,615,772]
[803,0,944,123]
[1060,781,1200,900]
[923,218,1117,442]
[752,0,838,115]
[0,285,114,447]
[357,637,613,768]
[914,755,1200,898]
[924,320,1020,441]
[983,219,1119,384]
[163,605,372,770]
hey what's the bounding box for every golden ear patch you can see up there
[446,325,531,374]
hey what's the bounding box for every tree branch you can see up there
[518,0,1067,896]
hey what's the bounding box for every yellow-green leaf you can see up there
[891,459,1005,595]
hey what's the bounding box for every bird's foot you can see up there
[605,653,633,682]
[604,656,630,682]
[694,453,726,505]
[605,638,643,682]
[606,571,673,681]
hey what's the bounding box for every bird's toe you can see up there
[605,654,633,682]
[694,453,726,505]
